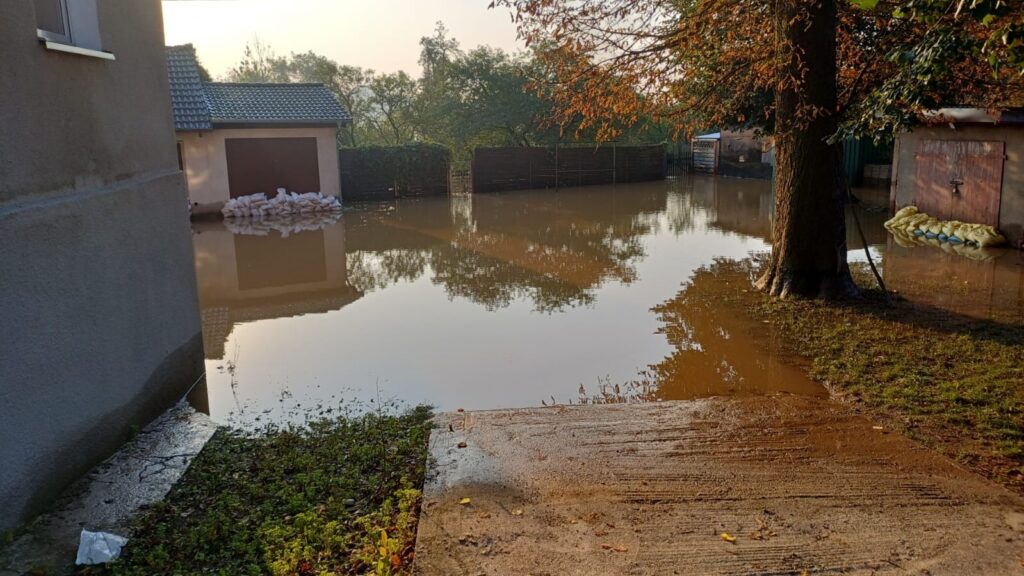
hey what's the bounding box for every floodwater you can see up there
[189,176,1024,423]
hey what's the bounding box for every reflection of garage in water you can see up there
[191,221,361,360]
[167,45,351,214]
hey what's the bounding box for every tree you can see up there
[275,51,372,147]
[494,0,1024,298]
[759,0,855,297]
[225,37,289,83]
[364,72,421,145]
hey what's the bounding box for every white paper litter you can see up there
[75,530,128,565]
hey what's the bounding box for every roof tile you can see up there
[204,83,351,125]
[165,45,351,130]
[166,45,212,131]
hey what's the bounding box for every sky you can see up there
[161,0,524,79]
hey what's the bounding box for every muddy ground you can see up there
[415,397,1024,575]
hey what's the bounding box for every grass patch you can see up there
[93,405,433,576]
[704,259,1024,491]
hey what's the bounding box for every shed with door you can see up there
[891,108,1024,247]
[166,45,351,214]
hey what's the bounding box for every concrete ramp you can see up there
[414,397,1024,575]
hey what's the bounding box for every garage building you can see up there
[166,44,351,214]
[891,108,1024,247]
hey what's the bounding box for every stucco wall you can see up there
[892,125,1024,246]
[180,127,342,212]
[0,1,181,203]
[0,0,203,531]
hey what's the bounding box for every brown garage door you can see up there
[226,137,321,198]
[915,139,1004,226]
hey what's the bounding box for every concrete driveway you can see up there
[415,396,1024,575]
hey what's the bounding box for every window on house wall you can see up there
[34,0,70,43]
[34,0,110,57]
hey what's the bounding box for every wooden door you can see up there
[914,139,1003,226]
[958,141,1004,226]
[225,137,321,199]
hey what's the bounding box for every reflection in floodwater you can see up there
[884,241,1024,323]
[645,259,827,401]
[190,176,1024,422]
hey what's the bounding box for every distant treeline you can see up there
[216,24,673,164]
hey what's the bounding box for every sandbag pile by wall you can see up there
[884,206,1006,248]
[222,189,342,220]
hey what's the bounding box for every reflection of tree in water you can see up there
[575,258,823,404]
[429,211,650,311]
[647,259,761,392]
[345,249,430,293]
[641,258,822,400]
[344,189,661,312]
[430,245,596,312]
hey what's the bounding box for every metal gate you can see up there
[914,139,1004,226]
[691,139,719,174]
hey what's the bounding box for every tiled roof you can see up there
[204,83,351,126]
[165,45,350,131]
[166,45,212,131]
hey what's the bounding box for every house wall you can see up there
[892,125,1024,246]
[179,127,341,213]
[0,0,203,531]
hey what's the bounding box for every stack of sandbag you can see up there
[888,226,999,261]
[884,206,1006,248]
[223,211,341,237]
[221,189,342,219]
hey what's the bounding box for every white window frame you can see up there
[35,0,72,44]
[35,0,114,61]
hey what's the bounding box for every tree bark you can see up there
[756,0,857,299]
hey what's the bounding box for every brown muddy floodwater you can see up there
[190,176,1024,423]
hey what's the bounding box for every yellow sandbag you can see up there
[885,206,918,229]
[924,219,945,235]
[901,213,931,230]
[886,205,1006,248]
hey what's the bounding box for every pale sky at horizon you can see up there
[161,0,525,80]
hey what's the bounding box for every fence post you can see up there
[555,140,560,191]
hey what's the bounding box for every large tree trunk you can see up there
[756,0,857,299]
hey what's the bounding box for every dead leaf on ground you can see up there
[511,508,524,516]
[457,441,468,448]
[749,515,778,541]
[720,532,737,543]
[459,497,472,506]
[601,543,628,552]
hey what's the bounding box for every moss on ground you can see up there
[92,405,433,576]
[708,260,1024,491]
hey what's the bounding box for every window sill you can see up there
[41,39,115,61]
